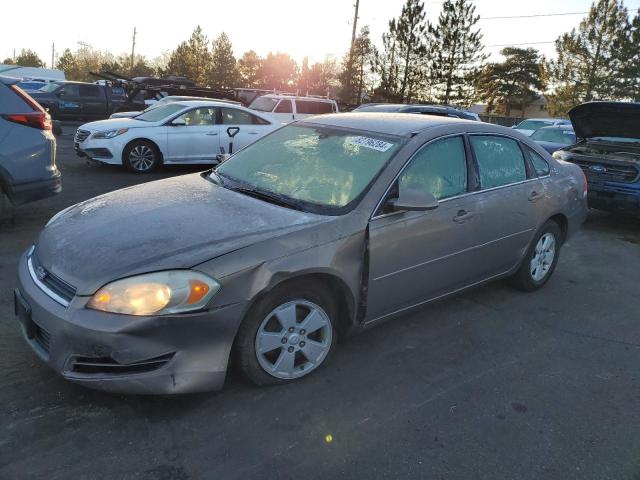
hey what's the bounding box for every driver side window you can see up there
[176,107,217,126]
[399,136,468,201]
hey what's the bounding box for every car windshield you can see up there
[516,120,555,130]
[531,128,576,144]
[591,136,640,144]
[134,104,186,122]
[38,82,62,93]
[250,97,279,112]
[215,124,403,214]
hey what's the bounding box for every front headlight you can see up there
[552,150,570,161]
[87,270,220,316]
[92,128,129,139]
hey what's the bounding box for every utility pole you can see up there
[346,0,360,103]
[350,0,360,52]
[51,42,55,69]
[131,27,137,72]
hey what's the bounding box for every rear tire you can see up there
[234,282,338,386]
[123,140,160,173]
[0,189,13,222]
[511,221,562,292]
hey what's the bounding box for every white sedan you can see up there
[74,101,277,173]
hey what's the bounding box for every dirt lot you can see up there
[1,124,640,480]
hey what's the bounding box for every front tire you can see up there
[511,221,562,292]
[234,282,337,386]
[123,140,160,173]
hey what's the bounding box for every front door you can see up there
[166,107,220,162]
[366,135,486,321]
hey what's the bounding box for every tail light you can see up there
[2,85,52,131]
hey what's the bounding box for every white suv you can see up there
[249,94,338,123]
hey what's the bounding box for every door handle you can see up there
[528,190,542,202]
[453,210,474,223]
[248,131,258,135]
[206,132,218,136]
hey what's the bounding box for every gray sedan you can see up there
[14,113,588,394]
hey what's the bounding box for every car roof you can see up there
[302,112,474,137]
[537,124,574,131]
[259,94,335,103]
[522,118,566,122]
[172,100,245,108]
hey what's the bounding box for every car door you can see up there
[219,107,273,154]
[467,134,545,276]
[79,84,106,118]
[56,84,82,118]
[273,99,294,123]
[366,135,487,321]
[165,107,220,162]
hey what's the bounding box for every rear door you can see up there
[165,107,220,162]
[219,107,273,154]
[467,134,544,276]
[367,135,487,320]
[79,84,106,118]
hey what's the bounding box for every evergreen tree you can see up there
[238,50,263,88]
[429,0,486,106]
[476,48,546,116]
[259,52,297,90]
[304,57,339,96]
[617,8,640,100]
[56,49,78,79]
[210,32,239,89]
[339,26,375,104]
[373,19,403,102]
[166,26,212,85]
[395,0,429,102]
[547,0,630,115]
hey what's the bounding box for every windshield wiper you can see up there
[230,185,303,211]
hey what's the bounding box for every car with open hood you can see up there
[553,102,640,216]
[14,113,587,394]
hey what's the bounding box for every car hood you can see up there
[35,173,330,295]
[80,117,152,132]
[514,128,535,136]
[534,140,566,153]
[569,102,640,140]
[109,111,139,119]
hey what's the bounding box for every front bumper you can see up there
[75,136,123,165]
[15,251,247,394]
[587,184,640,216]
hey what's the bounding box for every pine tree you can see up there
[395,0,429,102]
[547,0,630,115]
[373,19,403,102]
[339,26,375,104]
[617,8,640,100]
[429,0,486,106]
[166,26,211,85]
[238,50,263,88]
[210,32,239,89]
[476,48,546,116]
[56,49,78,79]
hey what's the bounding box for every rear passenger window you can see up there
[274,100,292,113]
[79,85,101,97]
[527,147,551,176]
[296,100,333,114]
[399,136,467,200]
[221,107,265,125]
[470,136,527,189]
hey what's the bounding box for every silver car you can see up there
[14,113,588,394]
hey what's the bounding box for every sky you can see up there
[2,0,639,68]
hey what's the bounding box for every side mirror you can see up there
[171,118,186,126]
[388,188,439,212]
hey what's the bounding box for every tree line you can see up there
[4,0,640,116]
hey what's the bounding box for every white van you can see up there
[249,94,338,123]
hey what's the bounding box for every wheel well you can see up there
[249,273,356,341]
[548,213,568,243]
[122,138,164,164]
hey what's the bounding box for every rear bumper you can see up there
[15,250,247,394]
[8,170,62,204]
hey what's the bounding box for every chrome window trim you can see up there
[27,255,70,308]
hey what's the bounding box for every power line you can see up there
[485,41,556,48]
[480,11,589,20]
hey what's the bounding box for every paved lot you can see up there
[1,124,640,480]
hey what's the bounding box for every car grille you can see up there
[33,322,51,353]
[70,353,175,375]
[29,252,76,306]
[74,129,90,143]
[572,159,639,183]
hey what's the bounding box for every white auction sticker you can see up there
[348,136,395,152]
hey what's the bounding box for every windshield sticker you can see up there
[348,136,394,152]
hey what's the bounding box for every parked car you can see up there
[16,80,47,93]
[109,95,240,119]
[29,81,130,120]
[249,94,338,123]
[74,100,277,172]
[553,101,640,216]
[0,75,61,217]
[512,118,571,136]
[15,113,587,394]
[531,125,577,153]
[353,103,479,121]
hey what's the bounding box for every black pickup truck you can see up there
[29,81,139,120]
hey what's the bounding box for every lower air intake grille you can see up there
[71,353,175,375]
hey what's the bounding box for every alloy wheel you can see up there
[530,233,556,282]
[255,299,332,379]
[129,145,155,172]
